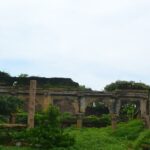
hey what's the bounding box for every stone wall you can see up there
[0,86,149,117]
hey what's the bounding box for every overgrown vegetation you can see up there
[119,102,138,122]
[0,120,149,150]
[16,112,111,128]
[85,102,109,116]
[0,71,91,90]
[104,80,150,91]
[13,106,75,149]
[134,129,150,149]
[0,96,23,123]
[0,71,150,150]
[0,71,11,78]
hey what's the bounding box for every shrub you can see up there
[0,96,23,123]
[0,115,8,124]
[14,106,75,149]
[112,120,144,140]
[0,129,12,145]
[0,96,23,116]
[84,115,100,127]
[83,115,111,127]
[134,130,150,149]
[99,114,111,126]
[16,112,44,126]
[104,80,150,91]
[120,103,137,121]
[0,128,20,145]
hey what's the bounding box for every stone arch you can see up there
[80,97,113,115]
[119,98,141,120]
[85,101,109,116]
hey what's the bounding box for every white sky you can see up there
[0,0,150,90]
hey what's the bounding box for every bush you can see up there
[112,120,144,140]
[14,106,75,149]
[120,103,137,121]
[16,112,44,126]
[0,96,23,116]
[0,129,12,145]
[104,80,150,91]
[83,115,100,127]
[99,114,111,126]
[0,128,21,145]
[134,130,150,149]
[83,115,111,127]
[0,115,8,124]
[61,113,76,127]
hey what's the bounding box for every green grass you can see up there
[0,120,149,150]
[66,128,129,150]
[0,146,33,150]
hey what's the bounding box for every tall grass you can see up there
[134,130,150,149]
[0,120,149,150]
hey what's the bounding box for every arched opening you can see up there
[84,101,110,127]
[85,101,109,116]
[119,100,140,121]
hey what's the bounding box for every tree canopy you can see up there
[104,80,150,91]
[0,70,80,88]
[0,71,11,78]
[0,96,23,116]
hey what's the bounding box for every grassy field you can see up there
[0,120,149,150]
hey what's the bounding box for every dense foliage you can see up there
[16,112,111,128]
[104,80,150,91]
[0,71,80,89]
[0,76,79,88]
[112,120,144,140]
[0,96,23,119]
[0,120,149,150]
[85,102,109,116]
[0,71,11,78]
[14,106,75,149]
[120,103,137,121]
[134,129,150,149]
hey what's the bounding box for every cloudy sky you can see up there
[0,0,150,90]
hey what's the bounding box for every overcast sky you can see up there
[0,0,150,90]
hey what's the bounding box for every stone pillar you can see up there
[43,95,54,111]
[140,99,147,117]
[145,115,150,129]
[116,100,121,115]
[148,91,150,115]
[80,97,86,113]
[72,100,80,114]
[109,99,117,130]
[43,95,50,112]
[149,100,150,115]
[111,113,117,130]
[76,113,83,128]
[10,113,16,124]
[27,80,36,128]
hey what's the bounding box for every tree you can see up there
[0,96,23,122]
[15,105,75,149]
[104,80,150,91]
[120,103,136,120]
[0,71,11,77]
